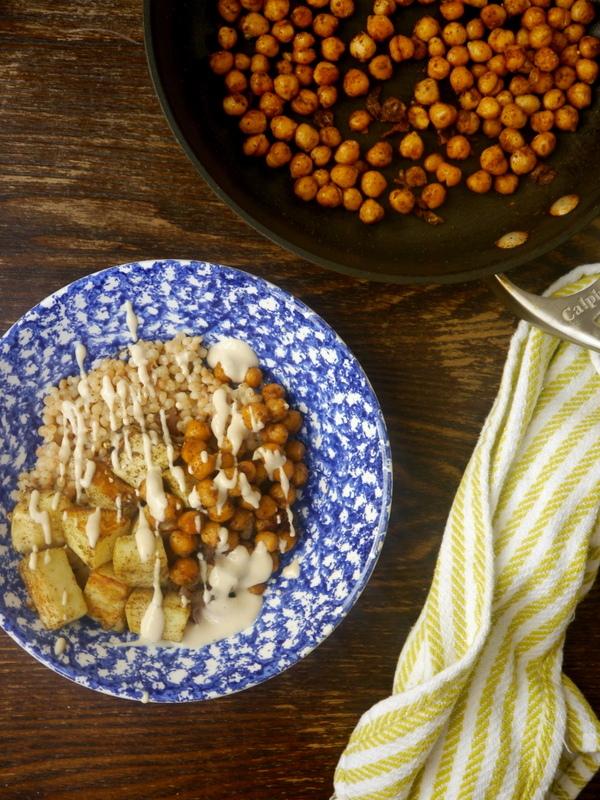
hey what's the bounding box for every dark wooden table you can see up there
[1,2,600,798]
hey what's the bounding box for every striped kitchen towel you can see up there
[333,264,600,800]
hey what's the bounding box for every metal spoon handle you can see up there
[485,272,600,355]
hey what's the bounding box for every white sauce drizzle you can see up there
[141,690,149,704]
[124,300,139,342]
[80,459,96,490]
[159,409,187,494]
[61,400,88,502]
[135,507,156,563]
[206,338,259,384]
[61,589,68,606]
[140,556,165,642]
[130,343,155,397]
[29,544,39,570]
[29,490,52,545]
[44,549,51,565]
[101,376,119,432]
[211,387,231,448]
[54,636,67,656]
[183,542,272,648]
[51,491,61,511]
[85,507,102,548]
[175,349,191,379]
[282,558,300,579]
[116,494,122,523]
[116,378,130,427]
[253,447,296,537]
[75,342,87,378]
[142,433,167,523]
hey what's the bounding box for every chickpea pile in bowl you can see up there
[211,0,599,225]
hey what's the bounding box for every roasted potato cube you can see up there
[84,462,137,514]
[10,491,72,554]
[125,588,191,643]
[112,431,172,488]
[84,562,132,632]
[18,548,87,631]
[63,507,131,569]
[112,529,168,587]
[162,466,197,506]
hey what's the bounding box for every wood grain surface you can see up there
[1,2,600,798]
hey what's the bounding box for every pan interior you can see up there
[144,0,600,283]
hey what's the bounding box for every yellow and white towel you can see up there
[333,265,600,800]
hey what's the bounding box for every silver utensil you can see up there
[486,273,600,355]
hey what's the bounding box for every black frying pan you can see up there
[143,0,600,284]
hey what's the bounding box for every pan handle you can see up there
[485,273,600,355]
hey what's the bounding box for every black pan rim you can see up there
[142,0,600,286]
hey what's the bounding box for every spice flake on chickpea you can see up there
[212,0,599,226]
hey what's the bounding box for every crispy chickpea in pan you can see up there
[210,0,598,226]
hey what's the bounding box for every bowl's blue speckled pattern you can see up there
[0,260,392,702]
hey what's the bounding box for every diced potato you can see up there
[112,528,168,587]
[63,507,131,570]
[112,430,171,488]
[162,466,196,506]
[10,491,72,554]
[84,562,132,632]
[125,587,191,643]
[18,548,87,631]
[84,462,137,515]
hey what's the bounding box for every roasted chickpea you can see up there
[482,4,508,28]
[319,126,342,148]
[366,141,394,168]
[293,123,319,152]
[389,188,416,214]
[276,58,293,75]
[530,108,555,130]
[256,33,280,58]
[534,46,559,71]
[554,103,579,129]
[342,187,363,210]
[367,13,395,41]
[440,0,465,19]
[436,162,462,186]
[405,166,428,187]
[169,557,199,586]
[523,6,547,27]
[292,47,317,65]
[312,12,338,36]
[335,140,361,164]
[408,104,431,129]
[169,529,199,558]
[500,102,528,128]
[488,29,516,52]
[414,16,441,41]
[310,144,332,166]
[443,134,469,160]
[361,170,388,198]
[210,50,235,75]
[482,118,503,137]
[399,131,425,159]
[447,44,470,65]
[531,131,557,157]
[218,0,242,22]
[257,93,283,119]
[466,18,485,39]
[542,88,564,111]
[504,45,527,71]
[367,54,393,80]
[374,0,397,13]
[428,36,447,56]
[224,69,248,93]
[222,93,249,116]
[291,5,313,26]
[442,21,467,45]
[312,57,339,84]
[576,58,599,84]
[330,164,359,188]
[450,65,474,92]
[499,126,526,152]
[480,144,508,174]
[564,22,585,42]
[330,0,354,15]
[580,35,600,57]
[421,182,446,208]
[239,109,268,135]
[273,73,299,101]
[349,110,372,133]
[218,26,238,50]
[459,88,482,110]
[478,70,501,95]
[496,89,514,106]
[250,71,274,95]
[466,39,493,62]
[504,0,531,14]
[359,198,385,224]
[291,88,320,114]
[529,23,553,48]
[428,55,452,79]
[494,173,519,194]
[269,114,296,141]
[567,82,592,108]
[321,36,346,61]
[429,102,457,128]
[424,152,445,172]
[314,183,342,207]
[487,54,508,76]
[265,141,292,168]
[515,93,542,114]
[312,168,330,186]
[271,19,295,42]
[390,34,415,61]
[294,175,319,201]
[414,77,441,104]
[510,145,538,174]
[466,169,492,192]
[240,12,270,38]
[343,68,370,97]
[570,0,595,23]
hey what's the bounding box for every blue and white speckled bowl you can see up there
[0,260,392,702]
